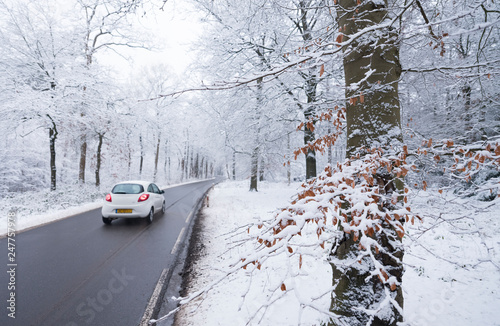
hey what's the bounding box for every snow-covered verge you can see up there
[173,181,500,326]
[0,184,106,236]
[174,181,332,326]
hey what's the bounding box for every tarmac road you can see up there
[0,179,216,326]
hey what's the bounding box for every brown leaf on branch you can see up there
[336,34,343,47]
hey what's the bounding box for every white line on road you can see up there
[185,209,195,224]
[171,227,186,255]
[140,268,169,326]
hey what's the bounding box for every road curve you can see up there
[0,179,215,326]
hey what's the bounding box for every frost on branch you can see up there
[251,147,420,324]
[417,138,500,196]
[294,106,346,160]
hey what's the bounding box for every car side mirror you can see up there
[160,190,164,194]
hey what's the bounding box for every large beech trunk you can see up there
[329,1,404,325]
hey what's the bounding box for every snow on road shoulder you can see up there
[175,180,332,326]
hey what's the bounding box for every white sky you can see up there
[98,0,203,79]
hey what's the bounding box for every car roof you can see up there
[114,180,152,188]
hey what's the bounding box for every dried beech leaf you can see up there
[319,64,325,77]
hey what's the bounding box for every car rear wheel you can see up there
[147,208,154,224]
[102,216,112,225]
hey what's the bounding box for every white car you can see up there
[101,181,166,224]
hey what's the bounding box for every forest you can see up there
[1,0,499,325]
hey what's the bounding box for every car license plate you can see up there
[116,209,132,213]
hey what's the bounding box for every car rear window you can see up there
[111,184,144,194]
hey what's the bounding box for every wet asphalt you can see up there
[0,179,216,326]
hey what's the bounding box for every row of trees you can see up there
[0,0,352,197]
[0,0,221,196]
[180,0,347,191]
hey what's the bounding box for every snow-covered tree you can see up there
[75,0,147,184]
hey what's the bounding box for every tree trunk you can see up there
[79,135,87,183]
[297,1,319,180]
[249,146,259,191]
[339,0,403,157]
[154,133,161,182]
[200,156,205,179]
[95,133,104,187]
[259,156,264,181]
[329,1,404,325]
[181,158,185,181]
[304,102,317,179]
[250,76,263,192]
[139,134,144,177]
[48,115,58,191]
[328,127,333,165]
[164,138,170,181]
[232,151,236,180]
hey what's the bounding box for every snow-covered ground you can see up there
[0,184,106,236]
[403,189,500,326]
[173,181,332,326]
[172,181,500,326]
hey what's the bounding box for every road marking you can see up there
[140,268,169,326]
[171,227,186,255]
[185,209,195,224]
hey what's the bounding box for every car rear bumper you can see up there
[101,204,151,218]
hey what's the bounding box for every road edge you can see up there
[144,182,216,326]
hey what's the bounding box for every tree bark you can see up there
[249,146,259,191]
[304,102,317,179]
[79,135,87,183]
[95,132,104,187]
[139,134,144,178]
[154,133,161,182]
[232,151,236,180]
[250,76,263,192]
[296,2,319,180]
[48,115,58,191]
[127,133,132,179]
[339,0,403,157]
[259,156,264,181]
[329,1,404,325]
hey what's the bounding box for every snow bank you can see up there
[175,181,500,326]
[0,184,106,237]
[175,181,332,326]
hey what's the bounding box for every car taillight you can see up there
[138,194,149,202]
[105,194,112,202]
